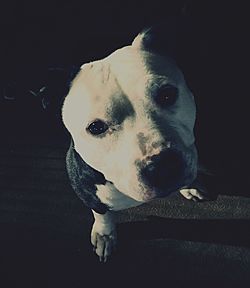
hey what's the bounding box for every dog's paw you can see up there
[91,225,117,263]
[179,188,210,202]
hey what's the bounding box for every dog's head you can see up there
[62,28,198,202]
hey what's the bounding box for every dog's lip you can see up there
[139,186,156,201]
[140,189,173,201]
[138,180,185,201]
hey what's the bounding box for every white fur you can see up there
[62,45,197,202]
[96,182,143,211]
[91,210,117,262]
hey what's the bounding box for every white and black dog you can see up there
[62,24,209,262]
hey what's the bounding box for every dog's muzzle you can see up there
[139,149,186,196]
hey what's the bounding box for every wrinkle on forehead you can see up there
[80,61,117,96]
[105,47,149,97]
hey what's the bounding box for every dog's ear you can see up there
[132,16,197,66]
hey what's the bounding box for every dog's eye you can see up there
[155,85,178,107]
[87,119,109,135]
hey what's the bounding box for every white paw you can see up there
[91,211,117,262]
[179,188,209,202]
[91,225,117,262]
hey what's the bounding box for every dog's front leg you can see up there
[91,210,117,262]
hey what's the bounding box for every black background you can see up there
[1,0,248,195]
[0,1,250,287]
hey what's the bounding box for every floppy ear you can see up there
[132,16,197,65]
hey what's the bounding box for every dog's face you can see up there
[62,36,198,202]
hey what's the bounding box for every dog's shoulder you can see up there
[66,140,109,214]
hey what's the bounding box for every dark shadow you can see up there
[118,217,250,248]
[1,219,250,288]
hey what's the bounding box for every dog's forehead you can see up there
[64,45,186,131]
[78,46,184,103]
[77,46,151,100]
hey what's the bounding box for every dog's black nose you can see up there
[141,150,185,190]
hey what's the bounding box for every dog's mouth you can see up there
[136,149,194,200]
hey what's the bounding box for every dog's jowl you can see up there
[62,27,207,262]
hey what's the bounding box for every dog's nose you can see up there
[141,150,185,190]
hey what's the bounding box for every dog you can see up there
[62,25,209,262]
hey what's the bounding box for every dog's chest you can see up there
[96,182,141,211]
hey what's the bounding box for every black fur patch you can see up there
[139,17,196,68]
[66,140,109,214]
